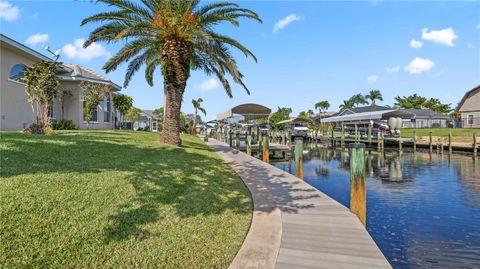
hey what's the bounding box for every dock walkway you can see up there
[206,139,391,269]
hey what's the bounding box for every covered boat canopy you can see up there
[381,110,416,120]
[321,109,396,124]
[216,103,271,121]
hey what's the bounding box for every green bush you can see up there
[52,120,77,130]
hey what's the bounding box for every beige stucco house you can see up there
[456,85,480,128]
[1,34,121,131]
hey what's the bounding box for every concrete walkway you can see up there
[206,139,391,269]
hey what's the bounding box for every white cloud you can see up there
[62,38,111,61]
[421,27,458,47]
[273,14,301,33]
[25,33,49,45]
[404,57,435,74]
[0,1,20,22]
[199,78,219,91]
[386,66,400,73]
[410,39,423,48]
[367,75,378,83]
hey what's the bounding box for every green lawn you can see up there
[0,131,252,268]
[401,128,480,137]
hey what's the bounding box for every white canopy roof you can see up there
[216,103,271,121]
[321,109,396,123]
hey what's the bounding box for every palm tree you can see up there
[351,94,368,107]
[365,89,383,106]
[314,100,330,119]
[82,0,261,146]
[307,109,314,118]
[339,99,354,111]
[192,98,206,134]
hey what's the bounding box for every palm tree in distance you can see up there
[82,0,262,145]
[339,99,354,111]
[192,98,206,134]
[351,94,368,107]
[314,100,330,121]
[365,89,383,106]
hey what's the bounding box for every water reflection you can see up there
[273,148,480,269]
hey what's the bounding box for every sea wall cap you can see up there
[349,143,366,148]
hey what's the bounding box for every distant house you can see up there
[0,34,121,131]
[385,109,449,128]
[456,85,480,128]
[132,110,160,131]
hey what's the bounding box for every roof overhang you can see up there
[57,75,121,90]
[216,103,271,121]
[0,34,53,62]
[322,109,396,123]
[277,117,312,125]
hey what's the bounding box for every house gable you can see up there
[457,85,480,113]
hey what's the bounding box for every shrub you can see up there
[24,123,52,134]
[52,120,77,130]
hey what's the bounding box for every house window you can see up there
[468,114,474,125]
[103,96,110,122]
[9,64,27,82]
[83,102,98,122]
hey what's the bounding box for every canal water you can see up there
[273,148,480,269]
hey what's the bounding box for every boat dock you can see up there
[206,138,391,269]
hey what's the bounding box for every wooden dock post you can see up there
[429,131,433,152]
[413,131,417,152]
[349,143,366,226]
[448,131,452,154]
[295,137,304,179]
[331,128,335,148]
[235,133,240,151]
[398,133,402,152]
[262,134,270,163]
[354,124,358,143]
[368,124,372,146]
[341,124,345,148]
[474,132,477,157]
[246,135,252,156]
[228,132,232,147]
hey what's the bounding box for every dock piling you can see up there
[349,143,366,226]
[413,131,417,152]
[429,131,433,152]
[246,135,252,156]
[448,131,452,154]
[262,134,270,163]
[295,137,304,179]
[474,132,477,157]
[235,133,240,151]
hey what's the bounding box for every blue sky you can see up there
[1,0,479,120]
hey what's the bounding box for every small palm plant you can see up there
[192,98,206,134]
[366,89,383,106]
[82,0,261,145]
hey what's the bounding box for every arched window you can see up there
[9,64,27,82]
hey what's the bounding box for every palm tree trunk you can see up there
[193,108,197,135]
[160,39,191,146]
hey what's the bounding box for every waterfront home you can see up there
[131,110,160,131]
[0,34,121,131]
[456,85,480,128]
[396,108,449,128]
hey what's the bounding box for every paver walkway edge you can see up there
[206,138,392,269]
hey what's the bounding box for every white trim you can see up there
[7,78,26,86]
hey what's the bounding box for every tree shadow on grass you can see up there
[1,131,252,243]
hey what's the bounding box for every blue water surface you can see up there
[273,148,480,269]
